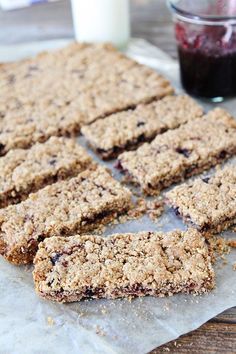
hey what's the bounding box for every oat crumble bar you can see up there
[0,136,93,208]
[0,165,132,265]
[81,95,203,159]
[166,165,236,234]
[118,108,236,195]
[33,229,215,303]
[0,43,173,156]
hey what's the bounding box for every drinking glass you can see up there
[71,0,130,49]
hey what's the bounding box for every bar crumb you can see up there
[209,237,231,256]
[47,316,54,326]
[146,198,164,221]
[95,325,106,336]
[228,239,236,248]
[125,197,164,221]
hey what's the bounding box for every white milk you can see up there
[71,0,130,48]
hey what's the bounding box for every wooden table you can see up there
[0,0,235,352]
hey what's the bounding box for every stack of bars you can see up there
[0,42,235,303]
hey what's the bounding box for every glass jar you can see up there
[168,0,236,101]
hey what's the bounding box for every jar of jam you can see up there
[169,0,236,101]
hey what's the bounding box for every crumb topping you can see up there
[0,43,173,155]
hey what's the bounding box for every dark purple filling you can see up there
[185,164,198,176]
[98,136,148,158]
[0,143,5,154]
[81,209,115,226]
[171,206,199,228]
[50,253,62,265]
[37,235,45,242]
[202,176,210,184]
[84,288,95,297]
[97,131,161,159]
[176,147,191,158]
[47,279,207,300]
[219,150,227,159]
[172,206,181,217]
[49,159,57,166]
[114,160,123,170]
[137,121,145,127]
[176,22,236,98]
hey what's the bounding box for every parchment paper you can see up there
[0,39,235,354]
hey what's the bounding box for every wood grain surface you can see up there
[0,0,235,352]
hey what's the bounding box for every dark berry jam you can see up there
[175,22,236,99]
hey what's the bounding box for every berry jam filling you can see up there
[175,147,191,158]
[175,22,236,98]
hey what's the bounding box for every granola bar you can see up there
[33,229,215,303]
[166,165,236,234]
[118,108,236,195]
[0,166,132,265]
[0,43,173,156]
[81,95,203,159]
[0,136,93,208]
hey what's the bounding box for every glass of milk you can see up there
[70,0,130,48]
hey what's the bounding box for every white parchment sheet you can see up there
[0,39,235,354]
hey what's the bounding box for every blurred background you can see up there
[0,0,177,58]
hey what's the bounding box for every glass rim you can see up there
[168,0,236,25]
